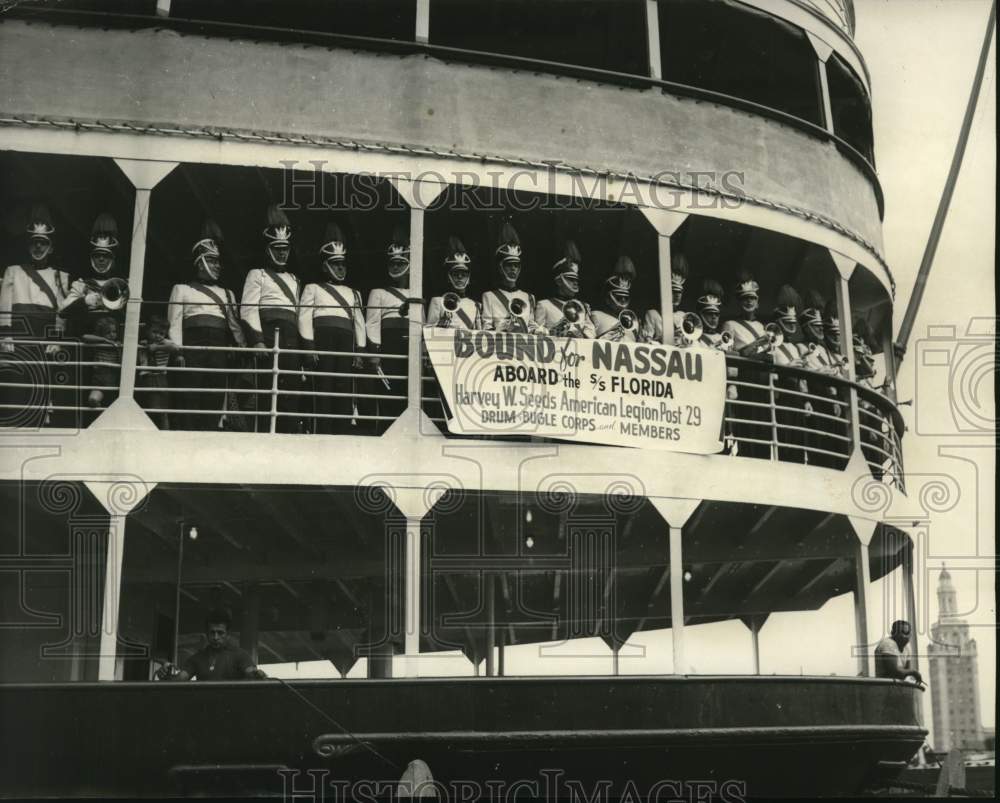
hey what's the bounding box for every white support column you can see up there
[833,268,863,460]
[111,159,177,401]
[98,514,126,681]
[853,539,872,677]
[639,209,687,346]
[407,207,425,412]
[155,0,170,17]
[404,515,422,663]
[658,236,674,345]
[668,524,686,673]
[389,485,447,678]
[806,32,836,134]
[649,498,699,675]
[645,0,662,81]
[881,314,898,402]
[485,573,496,677]
[848,516,877,678]
[903,540,919,674]
[750,618,761,675]
[415,0,430,43]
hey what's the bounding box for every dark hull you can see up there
[1,676,924,798]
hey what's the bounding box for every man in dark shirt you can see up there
[168,610,267,681]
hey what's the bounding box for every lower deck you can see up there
[0,675,924,797]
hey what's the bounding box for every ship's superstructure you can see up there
[0,0,923,796]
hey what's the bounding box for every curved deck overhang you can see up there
[0,17,890,295]
[3,406,904,524]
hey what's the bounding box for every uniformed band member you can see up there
[637,252,683,345]
[696,279,725,349]
[852,318,887,478]
[0,205,70,427]
[771,285,810,463]
[481,222,537,333]
[60,213,127,417]
[796,292,845,468]
[168,221,245,430]
[719,272,771,458]
[241,205,301,433]
[59,213,125,334]
[426,236,480,330]
[593,256,640,342]
[298,222,367,435]
[365,226,413,432]
[534,240,595,338]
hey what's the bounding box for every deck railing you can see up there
[1,335,904,486]
[0,336,119,428]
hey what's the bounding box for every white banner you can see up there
[423,328,727,454]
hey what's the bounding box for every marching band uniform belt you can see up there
[260,308,297,326]
[381,317,409,331]
[183,314,228,331]
[313,316,353,332]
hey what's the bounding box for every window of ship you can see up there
[117,484,404,681]
[168,0,417,41]
[141,164,409,435]
[428,0,648,77]
[658,0,825,127]
[0,481,111,682]
[0,151,136,431]
[827,52,876,165]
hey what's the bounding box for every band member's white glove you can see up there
[1,339,13,354]
[726,384,738,401]
[804,401,813,417]
[45,344,61,357]
[84,291,101,310]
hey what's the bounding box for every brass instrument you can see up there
[737,322,783,358]
[438,292,461,328]
[718,330,734,352]
[607,308,639,341]
[550,299,586,337]
[85,277,130,312]
[500,297,531,333]
[791,341,818,368]
[678,312,703,347]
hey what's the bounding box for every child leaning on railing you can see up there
[136,314,183,429]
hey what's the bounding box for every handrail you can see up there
[3,5,882,216]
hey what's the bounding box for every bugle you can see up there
[501,297,531,332]
[551,299,586,337]
[738,322,783,357]
[439,292,460,328]
[718,330,734,352]
[678,312,703,346]
[85,277,130,312]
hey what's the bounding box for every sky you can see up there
[264,0,997,743]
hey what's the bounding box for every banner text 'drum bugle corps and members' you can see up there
[424,328,726,453]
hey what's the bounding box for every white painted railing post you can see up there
[650,498,699,675]
[645,0,662,80]
[269,328,280,434]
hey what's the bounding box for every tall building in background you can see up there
[928,566,985,752]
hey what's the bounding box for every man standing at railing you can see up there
[720,273,771,459]
[299,222,366,435]
[168,221,243,431]
[796,291,844,469]
[241,205,302,434]
[364,226,413,434]
[0,204,70,428]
